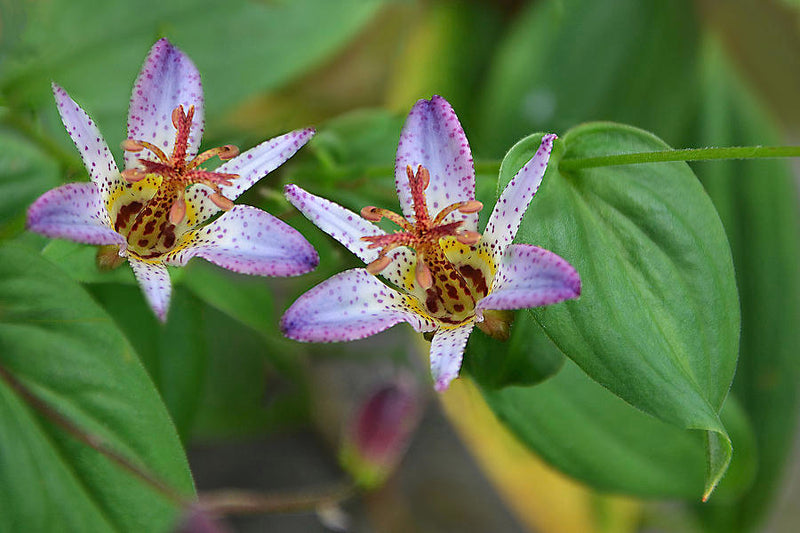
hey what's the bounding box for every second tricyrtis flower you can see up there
[27,39,318,320]
[281,96,581,391]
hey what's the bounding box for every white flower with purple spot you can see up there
[281,95,580,391]
[27,38,319,321]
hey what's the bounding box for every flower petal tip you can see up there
[433,377,455,393]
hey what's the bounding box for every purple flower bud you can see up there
[340,382,422,488]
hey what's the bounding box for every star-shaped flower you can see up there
[28,38,318,320]
[281,96,580,391]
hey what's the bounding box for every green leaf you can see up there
[463,309,564,389]
[692,38,800,532]
[476,0,700,155]
[41,240,136,284]
[88,283,207,442]
[497,124,740,500]
[480,358,754,498]
[0,244,194,532]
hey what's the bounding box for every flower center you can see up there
[116,105,239,258]
[360,165,489,324]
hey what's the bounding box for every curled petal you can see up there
[187,128,316,226]
[218,128,315,200]
[126,38,204,169]
[484,134,556,252]
[281,269,437,343]
[476,244,580,314]
[164,205,318,277]
[52,84,121,203]
[284,184,416,291]
[129,257,172,322]
[395,96,478,231]
[27,183,126,249]
[430,324,474,392]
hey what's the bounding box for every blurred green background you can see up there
[1,0,799,532]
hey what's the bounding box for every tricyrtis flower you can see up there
[28,38,318,320]
[281,96,580,391]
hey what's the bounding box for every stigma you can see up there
[361,165,488,323]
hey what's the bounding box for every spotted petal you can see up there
[429,323,474,392]
[284,184,415,290]
[187,128,316,227]
[476,244,580,315]
[484,134,556,252]
[281,268,436,343]
[27,183,126,249]
[129,257,172,322]
[52,84,121,204]
[126,38,204,169]
[395,95,477,231]
[164,205,318,277]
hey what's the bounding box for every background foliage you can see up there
[1,0,799,532]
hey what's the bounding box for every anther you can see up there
[218,145,239,161]
[169,196,187,225]
[361,207,383,222]
[121,139,145,152]
[457,231,481,246]
[415,259,433,289]
[209,192,234,211]
[121,168,147,183]
[458,200,483,214]
[366,255,392,275]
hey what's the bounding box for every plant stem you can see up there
[198,483,356,515]
[558,145,800,171]
[0,364,189,506]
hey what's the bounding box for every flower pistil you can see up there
[118,104,240,258]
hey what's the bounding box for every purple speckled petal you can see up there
[284,183,383,262]
[186,128,316,227]
[281,268,437,343]
[395,96,478,231]
[484,134,556,251]
[129,257,172,322]
[126,38,204,169]
[164,205,318,277]
[27,182,126,248]
[429,323,474,392]
[52,84,121,203]
[476,244,580,315]
[283,184,416,290]
[217,128,315,201]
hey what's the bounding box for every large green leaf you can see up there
[463,308,564,389]
[481,357,754,498]
[88,283,207,442]
[692,39,800,532]
[475,0,700,156]
[0,244,195,532]
[497,124,740,499]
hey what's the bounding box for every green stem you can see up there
[558,145,800,171]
